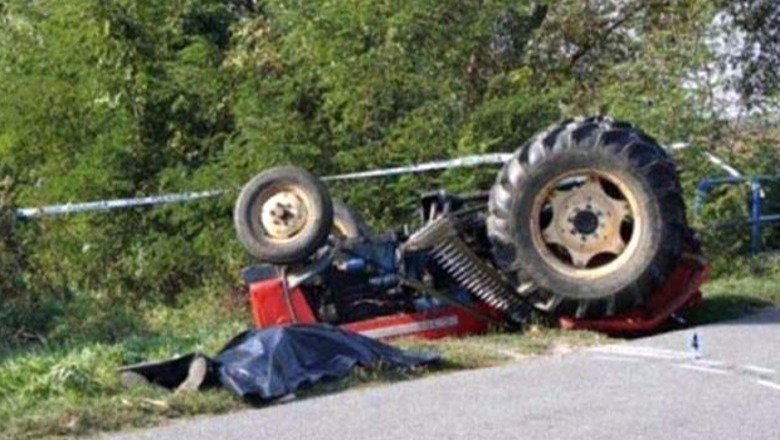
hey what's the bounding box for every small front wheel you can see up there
[234,166,334,264]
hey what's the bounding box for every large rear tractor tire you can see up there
[487,116,687,318]
[234,166,333,264]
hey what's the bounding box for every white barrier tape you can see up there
[668,142,743,178]
[16,190,228,218]
[320,153,512,181]
[16,153,512,218]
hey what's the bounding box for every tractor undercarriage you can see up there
[234,117,710,339]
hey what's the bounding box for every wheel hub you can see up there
[260,191,309,239]
[539,174,634,269]
[573,210,599,235]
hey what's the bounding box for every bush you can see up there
[0,180,63,345]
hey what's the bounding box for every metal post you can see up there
[750,179,763,254]
[694,179,713,216]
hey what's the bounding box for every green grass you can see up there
[0,287,249,440]
[688,274,780,325]
[2,269,779,439]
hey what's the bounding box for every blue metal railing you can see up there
[695,175,780,254]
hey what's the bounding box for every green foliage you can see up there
[0,0,778,344]
[0,0,243,343]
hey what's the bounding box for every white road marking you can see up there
[692,359,725,367]
[589,345,695,361]
[590,355,642,363]
[675,364,730,375]
[743,365,776,375]
[589,346,779,388]
[757,379,780,391]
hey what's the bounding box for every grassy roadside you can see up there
[0,324,605,439]
[0,289,249,440]
[0,301,604,439]
[2,271,779,439]
[689,273,780,325]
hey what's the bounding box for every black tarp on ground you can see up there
[119,324,439,400]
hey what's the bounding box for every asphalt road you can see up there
[104,309,780,440]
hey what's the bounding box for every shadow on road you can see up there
[280,358,466,407]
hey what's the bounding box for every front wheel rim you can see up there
[256,185,311,241]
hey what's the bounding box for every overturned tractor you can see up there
[234,116,708,338]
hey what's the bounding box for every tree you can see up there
[717,0,780,110]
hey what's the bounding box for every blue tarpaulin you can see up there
[120,324,439,400]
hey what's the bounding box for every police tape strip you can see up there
[15,190,228,218]
[16,153,513,218]
[320,153,512,181]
